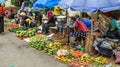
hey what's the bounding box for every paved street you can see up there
[0,31,67,67]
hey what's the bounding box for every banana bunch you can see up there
[46,42,62,55]
[57,56,71,63]
[46,42,62,49]
[80,54,94,63]
[95,56,109,64]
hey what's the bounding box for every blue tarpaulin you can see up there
[59,0,120,12]
[33,0,60,8]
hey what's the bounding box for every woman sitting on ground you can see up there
[93,19,120,57]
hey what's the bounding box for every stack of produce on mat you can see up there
[29,41,47,51]
[29,41,62,55]
[5,23,19,30]
[9,26,25,32]
[46,42,62,55]
[4,22,13,27]
[56,48,109,64]
[29,34,47,50]
[29,34,47,42]
[77,54,109,64]
[29,34,62,55]
[16,27,39,37]
[68,60,89,67]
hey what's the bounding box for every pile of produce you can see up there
[29,34,47,50]
[9,26,25,32]
[78,53,95,63]
[16,27,39,37]
[29,34,47,42]
[29,34,62,55]
[57,55,72,63]
[5,23,19,30]
[70,50,84,58]
[95,56,109,64]
[29,41,61,56]
[4,22,13,27]
[77,54,109,64]
[29,41,47,50]
[68,60,89,67]
[46,42,62,55]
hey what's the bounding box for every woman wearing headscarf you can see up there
[93,19,120,57]
[105,19,120,38]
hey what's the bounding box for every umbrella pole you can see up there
[66,10,70,43]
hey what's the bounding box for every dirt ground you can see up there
[0,31,67,67]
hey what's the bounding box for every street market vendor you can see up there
[20,12,33,29]
[93,19,120,57]
[0,3,4,33]
[72,17,89,41]
[42,16,57,34]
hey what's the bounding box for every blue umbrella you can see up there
[59,0,120,12]
[45,0,60,8]
[33,0,47,8]
[0,0,6,3]
[33,0,60,8]
[58,0,73,9]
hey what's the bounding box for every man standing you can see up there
[0,3,4,33]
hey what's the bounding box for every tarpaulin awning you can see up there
[33,0,60,8]
[59,0,120,12]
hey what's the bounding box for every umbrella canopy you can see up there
[0,0,6,3]
[33,0,60,8]
[59,0,120,12]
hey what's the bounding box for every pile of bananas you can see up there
[95,56,109,64]
[57,56,71,63]
[80,54,94,63]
